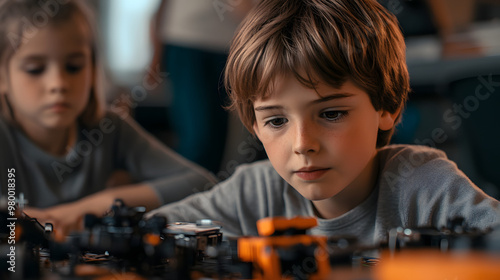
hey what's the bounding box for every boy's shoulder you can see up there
[237,159,275,171]
[230,159,282,183]
[376,144,487,204]
[213,159,289,201]
[378,144,448,165]
[377,144,461,193]
[376,144,499,230]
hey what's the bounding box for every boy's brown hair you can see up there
[225,0,410,147]
[0,0,105,127]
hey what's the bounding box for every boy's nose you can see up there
[293,123,319,155]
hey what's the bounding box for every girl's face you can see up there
[5,16,92,132]
[253,75,397,212]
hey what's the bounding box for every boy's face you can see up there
[253,75,397,204]
[5,16,92,132]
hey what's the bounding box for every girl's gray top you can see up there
[148,144,500,245]
[0,111,217,208]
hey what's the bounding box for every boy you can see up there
[148,0,500,245]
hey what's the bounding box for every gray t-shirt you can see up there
[0,111,217,208]
[148,145,500,245]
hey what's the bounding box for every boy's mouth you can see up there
[293,167,331,181]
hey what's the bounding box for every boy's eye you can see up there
[264,117,288,128]
[320,110,347,121]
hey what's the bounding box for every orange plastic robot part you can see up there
[374,249,500,280]
[238,216,331,280]
[257,216,318,236]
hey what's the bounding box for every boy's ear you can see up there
[378,107,401,131]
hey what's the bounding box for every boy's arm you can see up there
[147,161,283,237]
[148,182,245,237]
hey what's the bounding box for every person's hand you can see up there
[441,34,483,58]
[24,202,91,241]
[22,183,160,241]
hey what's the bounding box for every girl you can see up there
[0,0,217,237]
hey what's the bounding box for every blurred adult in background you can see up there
[148,0,256,175]
[426,0,500,57]
[379,0,500,57]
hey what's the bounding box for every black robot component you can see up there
[73,199,174,274]
[386,216,493,253]
[165,220,222,260]
[162,219,223,279]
